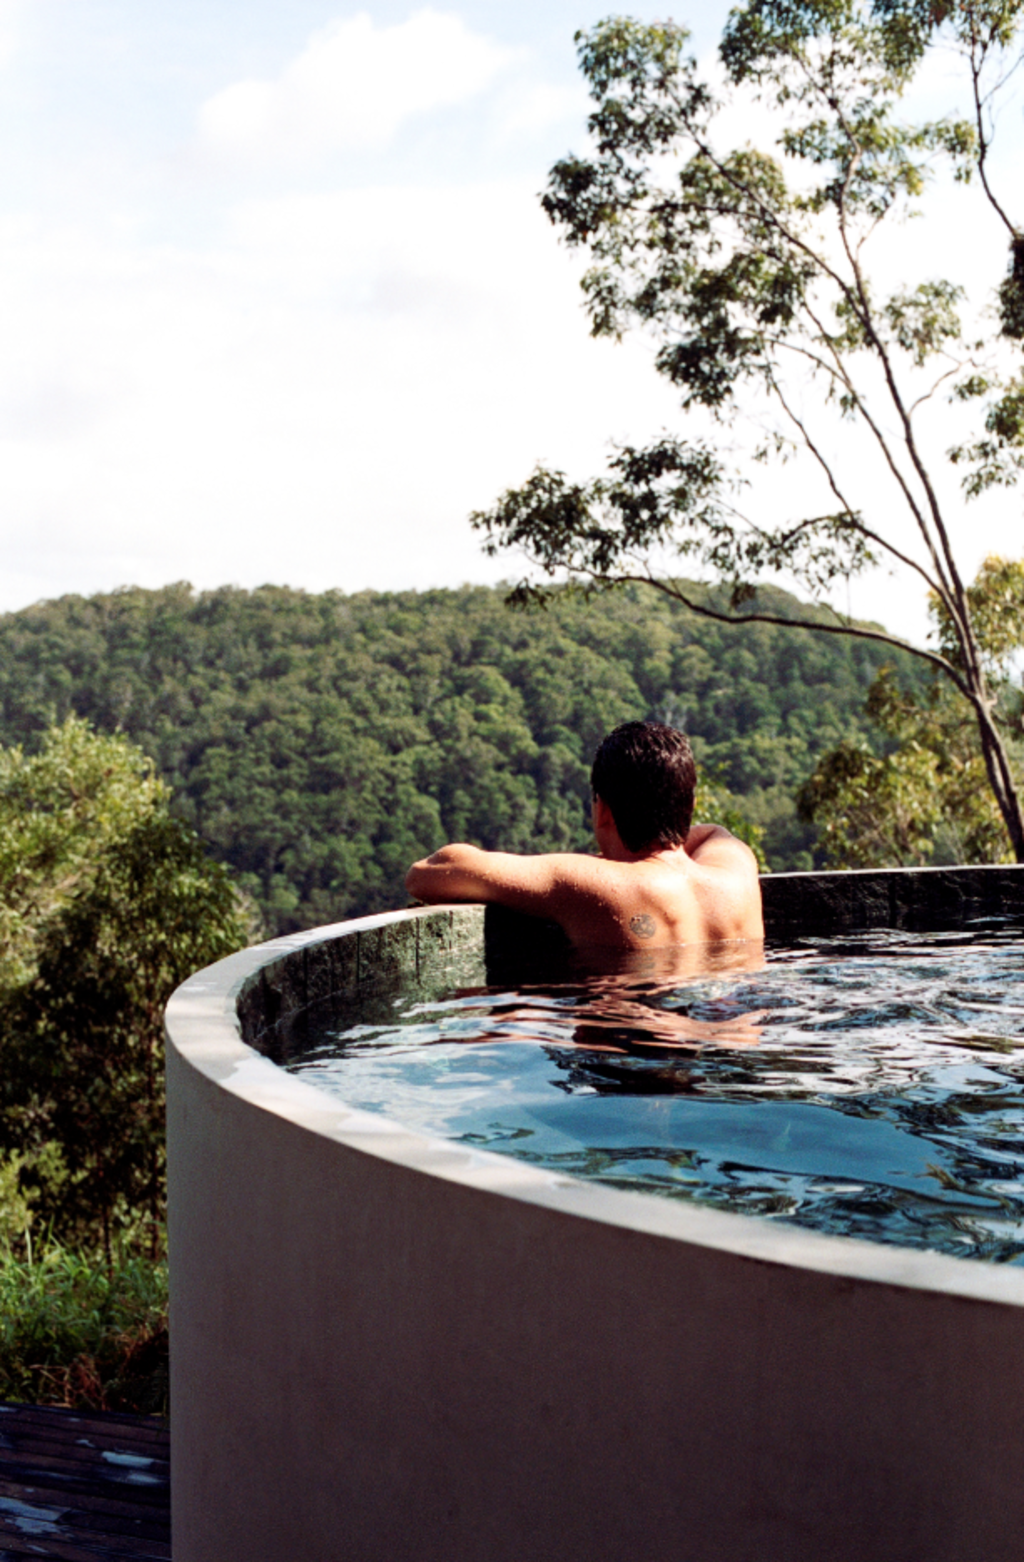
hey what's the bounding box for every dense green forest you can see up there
[0,580,923,934]
[0,720,249,1412]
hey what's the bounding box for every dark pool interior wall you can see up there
[761,862,1024,939]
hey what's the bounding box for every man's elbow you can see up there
[405,844,486,905]
[405,860,434,900]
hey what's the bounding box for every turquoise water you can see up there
[285,926,1024,1263]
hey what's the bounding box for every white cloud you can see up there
[495,80,590,141]
[0,174,1016,641]
[0,0,22,68]
[196,9,518,165]
[0,182,691,611]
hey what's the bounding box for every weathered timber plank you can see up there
[0,1403,169,1562]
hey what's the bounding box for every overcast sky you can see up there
[0,0,1020,644]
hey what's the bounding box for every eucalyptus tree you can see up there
[472,2,1024,857]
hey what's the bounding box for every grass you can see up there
[0,1239,168,1417]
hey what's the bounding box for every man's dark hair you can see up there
[590,721,697,852]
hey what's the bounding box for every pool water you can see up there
[284,926,1024,1263]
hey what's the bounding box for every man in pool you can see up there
[405,721,764,950]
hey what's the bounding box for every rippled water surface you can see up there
[285,926,1024,1263]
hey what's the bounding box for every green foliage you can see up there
[0,1145,67,1252]
[0,719,252,1256]
[0,719,166,988]
[998,235,1024,341]
[0,1151,38,1249]
[883,281,964,368]
[949,377,1024,495]
[473,3,1024,859]
[0,1238,167,1415]
[0,581,924,914]
[799,556,1024,866]
[797,687,1012,867]
[932,554,1024,670]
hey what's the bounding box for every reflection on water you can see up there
[284,925,1024,1264]
[467,938,767,1052]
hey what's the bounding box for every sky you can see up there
[0,0,1020,644]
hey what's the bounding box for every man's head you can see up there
[590,721,697,853]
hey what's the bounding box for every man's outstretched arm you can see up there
[406,843,582,916]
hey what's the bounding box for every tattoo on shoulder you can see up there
[629,913,657,940]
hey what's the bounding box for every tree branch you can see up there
[548,568,974,697]
[791,300,958,602]
[765,369,946,596]
[968,24,1017,238]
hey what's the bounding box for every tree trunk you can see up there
[972,692,1024,862]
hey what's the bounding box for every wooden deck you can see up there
[0,1401,169,1560]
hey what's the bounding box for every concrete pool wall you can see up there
[166,865,1024,1562]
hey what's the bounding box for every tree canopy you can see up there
[471,2,1024,857]
[0,581,926,930]
[0,720,250,1258]
[800,553,1024,864]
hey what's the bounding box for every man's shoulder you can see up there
[686,825,760,874]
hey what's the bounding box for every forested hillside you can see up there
[0,581,921,932]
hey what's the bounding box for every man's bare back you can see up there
[405,798,763,951]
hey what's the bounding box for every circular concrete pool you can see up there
[166,865,1024,1562]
